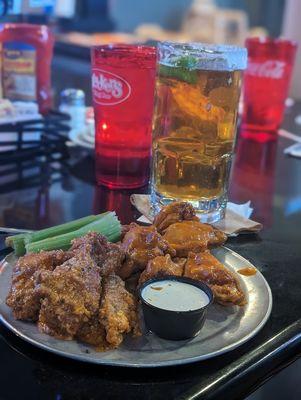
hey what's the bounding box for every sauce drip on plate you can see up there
[238,267,257,276]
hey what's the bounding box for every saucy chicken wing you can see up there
[184,251,246,306]
[139,254,186,286]
[118,223,176,279]
[6,250,72,321]
[99,274,140,347]
[163,220,227,257]
[153,201,198,233]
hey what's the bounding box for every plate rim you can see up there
[0,247,273,368]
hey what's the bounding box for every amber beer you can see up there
[151,42,247,222]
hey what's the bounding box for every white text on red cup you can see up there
[92,69,131,105]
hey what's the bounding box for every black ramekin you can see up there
[138,276,213,341]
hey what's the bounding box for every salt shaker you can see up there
[59,89,86,130]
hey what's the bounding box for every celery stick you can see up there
[5,237,14,247]
[6,214,103,249]
[107,230,121,243]
[26,219,120,253]
[5,233,26,247]
[24,214,108,245]
[5,233,26,248]
[26,212,121,253]
[11,235,27,256]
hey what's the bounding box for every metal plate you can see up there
[0,248,272,367]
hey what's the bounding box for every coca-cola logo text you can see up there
[92,69,131,105]
[246,60,286,79]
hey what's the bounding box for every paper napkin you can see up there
[130,194,262,236]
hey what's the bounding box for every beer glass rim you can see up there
[91,43,156,56]
[161,41,246,53]
[245,37,298,49]
[158,41,247,71]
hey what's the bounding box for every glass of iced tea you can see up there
[151,42,247,222]
[91,45,156,189]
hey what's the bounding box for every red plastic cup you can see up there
[242,37,297,131]
[230,128,277,228]
[91,44,156,189]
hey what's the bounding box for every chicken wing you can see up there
[36,232,106,340]
[153,201,198,233]
[163,220,227,257]
[6,250,72,321]
[36,250,101,340]
[184,251,246,306]
[76,314,109,349]
[99,274,140,348]
[118,223,176,279]
[138,254,186,286]
[71,233,125,276]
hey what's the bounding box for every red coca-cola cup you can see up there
[242,37,297,131]
[91,44,156,189]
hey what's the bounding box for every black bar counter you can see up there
[0,99,301,399]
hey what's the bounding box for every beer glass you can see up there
[151,42,247,222]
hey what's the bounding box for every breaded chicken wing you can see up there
[36,232,108,340]
[6,250,72,321]
[76,314,108,349]
[99,274,140,347]
[36,250,101,340]
[71,233,125,276]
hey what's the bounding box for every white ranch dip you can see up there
[141,280,210,312]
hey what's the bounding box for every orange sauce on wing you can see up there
[237,267,257,276]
